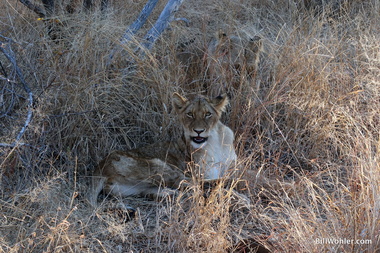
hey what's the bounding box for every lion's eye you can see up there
[186,112,194,118]
[205,112,212,118]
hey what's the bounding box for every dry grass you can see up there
[1,0,379,252]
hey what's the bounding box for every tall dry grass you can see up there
[0,0,379,252]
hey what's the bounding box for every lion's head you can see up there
[172,93,229,148]
[207,30,262,71]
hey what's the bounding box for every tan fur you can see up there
[207,30,263,94]
[89,93,237,206]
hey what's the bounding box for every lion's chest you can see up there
[190,128,237,180]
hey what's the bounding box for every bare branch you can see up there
[108,0,159,64]
[19,0,46,18]
[141,0,186,50]
[108,0,186,65]
[0,36,34,147]
[121,0,159,44]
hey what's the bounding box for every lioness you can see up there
[206,30,263,95]
[89,93,237,206]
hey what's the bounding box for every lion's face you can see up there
[172,93,228,148]
[207,30,262,73]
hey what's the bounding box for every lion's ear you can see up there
[212,94,229,112]
[172,92,188,112]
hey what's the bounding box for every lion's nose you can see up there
[193,129,205,135]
